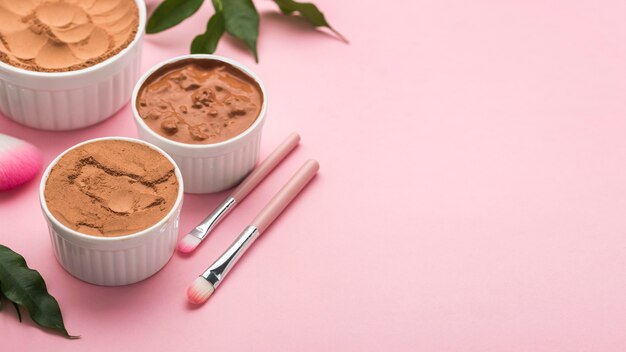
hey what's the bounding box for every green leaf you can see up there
[13,301,22,322]
[272,0,347,43]
[221,0,260,61]
[146,0,205,34]
[211,0,223,11]
[191,11,225,54]
[0,245,77,339]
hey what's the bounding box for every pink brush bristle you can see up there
[0,134,42,191]
[177,235,201,253]
[187,277,214,304]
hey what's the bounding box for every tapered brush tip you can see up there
[0,134,42,191]
[187,277,215,304]
[177,235,201,253]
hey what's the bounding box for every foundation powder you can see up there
[44,140,179,237]
[0,0,139,72]
[136,59,263,145]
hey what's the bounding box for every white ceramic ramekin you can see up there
[39,137,184,286]
[132,55,267,194]
[0,0,146,131]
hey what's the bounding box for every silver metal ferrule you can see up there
[188,196,236,241]
[201,225,260,288]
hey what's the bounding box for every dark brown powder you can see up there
[136,59,263,144]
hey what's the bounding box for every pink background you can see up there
[2,0,626,350]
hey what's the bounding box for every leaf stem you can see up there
[330,28,349,44]
[12,301,22,322]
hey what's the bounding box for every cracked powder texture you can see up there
[136,59,263,144]
[44,140,179,237]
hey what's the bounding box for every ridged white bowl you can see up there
[39,137,184,286]
[132,55,267,194]
[0,0,146,131]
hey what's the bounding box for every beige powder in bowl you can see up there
[44,140,179,237]
[0,0,139,72]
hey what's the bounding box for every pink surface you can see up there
[1,0,626,350]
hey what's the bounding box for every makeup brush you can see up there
[187,159,319,304]
[177,133,301,253]
[0,134,42,191]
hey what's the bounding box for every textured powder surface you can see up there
[44,140,178,237]
[137,59,263,144]
[0,0,138,72]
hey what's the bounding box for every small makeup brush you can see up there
[177,133,301,253]
[0,134,42,191]
[187,159,319,304]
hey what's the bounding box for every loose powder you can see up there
[136,59,263,145]
[0,0,139,72]
[44,140,179,237]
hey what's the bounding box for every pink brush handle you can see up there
[231,133,301,201]
[251,159,319,233]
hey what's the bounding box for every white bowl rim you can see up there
[131,54,268,150]
[0,0,147,78]
[39,136,185,242]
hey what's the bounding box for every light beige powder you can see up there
[0,0,138,72]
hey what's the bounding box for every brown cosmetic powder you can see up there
[136,59,263,145]
[44,140,179,237]
[0,0,139,72]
